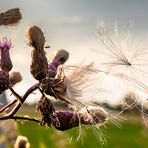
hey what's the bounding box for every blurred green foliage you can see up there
[17,117,148,148]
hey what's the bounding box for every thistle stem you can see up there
[12,115,41,123]
[9,87,23,103]
[0,99,17,113]
[0,83,39,120]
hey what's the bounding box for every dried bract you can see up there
[0,8,22,27]
[36,95,55,126]
[40,66,72,104]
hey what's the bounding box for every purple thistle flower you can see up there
[51,106,108,131]
[48,49,69,77]
[0,37,13,72]
[48,60,62,77]
[51,111,80,131]
[0,37,13,50]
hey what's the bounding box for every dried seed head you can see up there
[79,106,108,124]
[52,106,108,131]
[14,135,30,148]
[40,72,66,97]
[40,77,71,104]
[0,8,22,27]
[26,26,48,80]
[26,25,45,49]
[122,92,139,110]
[54,49,69,64]
[40,66,72,105]
[0,71,9,94]
[36,96,55,126]
[9,71,23,86]
[0,37,13,72]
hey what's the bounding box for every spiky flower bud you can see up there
[48,49,69,77]
[36,96,55,126]
[48,60,62,77]
[52,106,108,131]
[26,26,48,80]
[0,8,22,27]
[0,37,13,72]
[0,71,9,94]
[51,111,80,131]
[53,49,69,64]
[14,135,30,148]
[9,71,23,86]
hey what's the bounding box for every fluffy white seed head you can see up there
[79,106,108,124]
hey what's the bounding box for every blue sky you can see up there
[1,0,148,104]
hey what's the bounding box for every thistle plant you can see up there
[51,106,108,131]
[0,37,23,100]
[1,8,148,146]
[0,20,109,136]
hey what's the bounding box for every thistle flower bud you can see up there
[26,26,48,80]
[52,106,108,131]
[48,60,62,77]
[9,71,23,86]
[52,111,80,131]
[14,135,30,148]
[36,96,55,126]
[0,37,13,72]
[0,8,22,27]
[48,49,69,77]
[53,49,69,64]
[0,71,9,94]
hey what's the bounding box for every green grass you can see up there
[17,117,148,148]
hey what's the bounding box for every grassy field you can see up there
[16,116,148,148]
